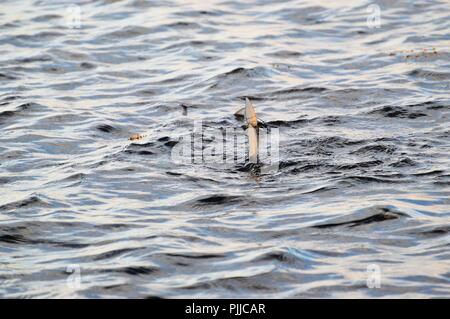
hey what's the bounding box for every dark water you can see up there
[1,0,449,298]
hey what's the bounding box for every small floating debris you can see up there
[129,133,146,141]
[388,47,439,59]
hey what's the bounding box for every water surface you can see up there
[0,0,449,298]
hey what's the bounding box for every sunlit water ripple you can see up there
[0,0,449,298]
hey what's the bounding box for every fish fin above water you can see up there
[235,98,259,163]
[247,125,258,163]
[245,97,258,128]
[234,107,245,119]
[245,98,258,163]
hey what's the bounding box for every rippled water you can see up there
[1,0,449,298]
